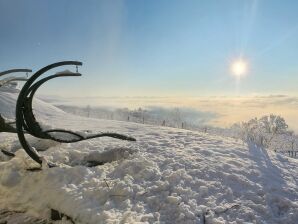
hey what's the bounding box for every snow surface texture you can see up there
[0,90,298,223]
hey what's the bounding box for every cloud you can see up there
[42,94,298,132]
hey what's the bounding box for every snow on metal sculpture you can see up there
[0,68,31,87]
[15,61,136,166]
[0,77,29,88]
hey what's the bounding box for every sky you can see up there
[1,0,298,97]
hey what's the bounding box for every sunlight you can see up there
[231,59,248,77]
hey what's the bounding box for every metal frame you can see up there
[15,61,136,166]
[0,69,32,87]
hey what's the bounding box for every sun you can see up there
[231,59,248,77]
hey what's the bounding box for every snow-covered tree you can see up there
[234,114,292,150]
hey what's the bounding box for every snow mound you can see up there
[0,91,297,223]
[0,90,65,120]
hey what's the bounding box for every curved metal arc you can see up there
[83,133,136,142]
[44,129,85,142]
[0,69,32,78]
[16,61,82,165]
[45,129,136,143]
[21,61,82,96]
[28,72,82,100]
[21,73,82,139]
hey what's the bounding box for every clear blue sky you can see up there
[1,0,298,97]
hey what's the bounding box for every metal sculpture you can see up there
[0,114,17,133]
[15,61,136,166]
[0,69,31,78]
[0,69,32,132]
[0,68,31,87]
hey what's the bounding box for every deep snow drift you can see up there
[0,90,297,224]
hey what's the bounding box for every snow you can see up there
[0,89,66,120]
[0,89,298,223]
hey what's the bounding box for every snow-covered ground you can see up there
[0,90,297,223]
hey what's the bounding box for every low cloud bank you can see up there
[42,94,298,132]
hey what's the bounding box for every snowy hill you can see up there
[0,89,66,120]
[0,90,297,223]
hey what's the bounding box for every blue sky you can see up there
[1,0,298,97]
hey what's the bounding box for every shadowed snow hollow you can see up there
[0,90,297,224]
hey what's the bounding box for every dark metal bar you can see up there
[0,69,32,78]
[45,129,136,143]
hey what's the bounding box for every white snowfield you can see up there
[0,90,297,224]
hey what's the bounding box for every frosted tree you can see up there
[237,114,291,149]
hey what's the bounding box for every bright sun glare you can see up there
[231,59,248,77]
